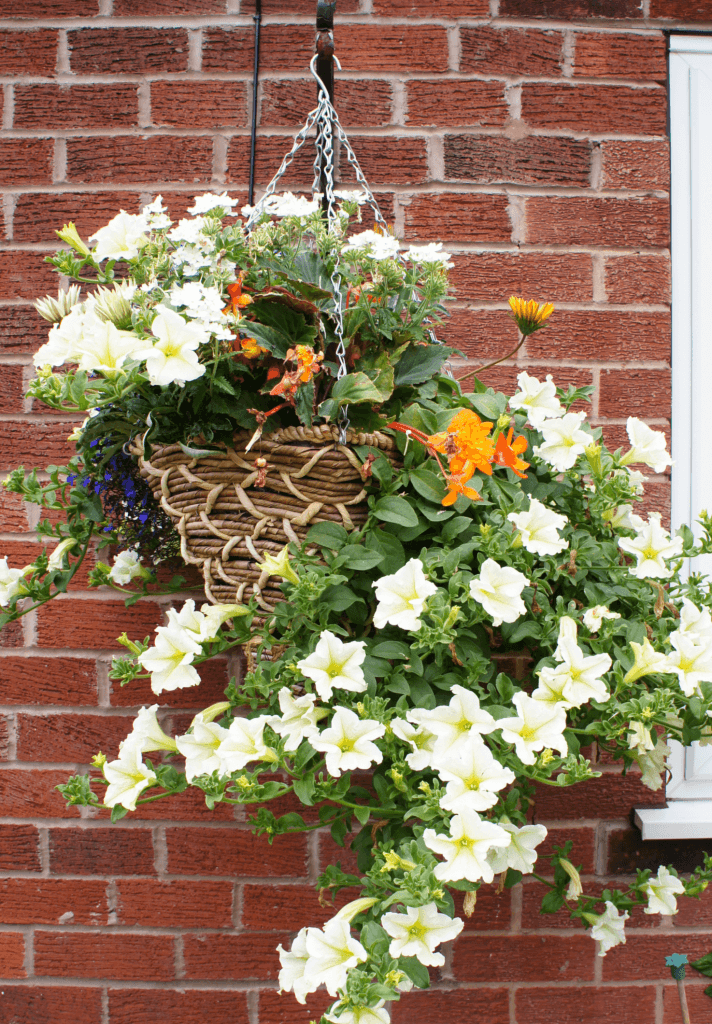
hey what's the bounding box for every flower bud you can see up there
[34,285,82,324]
[559,858,583,899]
[56,222,91,257]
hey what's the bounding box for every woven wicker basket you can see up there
[136,425,398,612]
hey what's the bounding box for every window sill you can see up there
[635,803,712,840]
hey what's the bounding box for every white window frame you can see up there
[636,34,712,840]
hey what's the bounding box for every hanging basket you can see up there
[135,426,399,612]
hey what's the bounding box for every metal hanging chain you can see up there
[245,54,392,444]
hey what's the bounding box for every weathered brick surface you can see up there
[522,83,667,135]
[0,29,58,75]
[444,135,591,187]
[573,31,667,80]
[151,81,248,129]
[14,85,139,130]
[109,989,251,1024]
[460,26,564,76]
[66,137,213,185]
[67,29,189,74]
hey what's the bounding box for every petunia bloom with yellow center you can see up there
[508,296,555,336]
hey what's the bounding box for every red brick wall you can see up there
[0,2,709,1022]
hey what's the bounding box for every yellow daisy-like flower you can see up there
[508,296,555,336]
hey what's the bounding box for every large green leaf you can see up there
[331,372,385,406]
[393,344,451,387]
[373,495,419,528]
[247,298,318,358]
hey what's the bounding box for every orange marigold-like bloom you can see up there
[239,336,267,358]
[428,409,495,477]
[224,273,253,315]
[493,427,529,479]
[508,296,554,336]
[269,345,323,398]
[442,463,481,506]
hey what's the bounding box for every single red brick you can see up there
[109,655,229,708]
[115,0,223,10]
[261,78,392,128]
[109,988,250,1024]
[0,306,50,353]
[113,879,233,927]
[650,0,712,17]
[600,139,669,190]
[36,598,164,650]
[0,714,11,759]
[605,254,671,304]
[451,252,593,303]
[0,140,53,187]
[66,136,213,185]
[517,985,656,1023]
[0,253,57,301]
[14,84,138,130]
[49,827,155,876]
[0,986,102,1023]
[0,619,25,649]
[0,933,26,977]
[16,712,135,763]
[573,31,667,80]
[603,933,710,981]
[393,988,510,1023]
[0,539,95,591]
[453,933,594,982]
[150,81,248,129]
[166,827,308,877]
[1,30,58,76]
[533,770,666,821]
[67,28,188,74]
[0,364,26,414]
[406,79,507,127]
[0,879,107,925]
[525,197,669,247]
[0,487,31,531]
[445,135,591,187]
[500,0,642,14]
[0,0,96,11]
[0,657,97,706]
[34,930,174,980]
[341,135,429,186]
[522,83,666,134]
[258,988,333,1024]
[0,824,40,870]
[606,826,711,876]
[403,192,511,243]
[599,369,671,419]
[183,931,290,980]
[0,769,75,818]
[205,25,450,75]
[375,0,487,12]
[461,26,564,76]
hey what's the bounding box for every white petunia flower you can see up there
[381,903,464,967]
[304,916,368,996]
[391,718,439,772]
[534,636,611,708]
[405,242,454,267]
[663,632,712,697]
[46,537,77,571]
[618,513,683,580]
[188,192,239,215]
[103,739,156,810]
[343,229,400,261]
[217,715,274,772]
[198,602,247,641]
[678,598,712,645]
[137,305,208,386]
[137,618,203,695]
[554,615,578,660]
[643,866,685,916]
[498,691,568,765]
[622,418,673,474]
[590,901,628,957]
[325,1004,390,1024]
[623,638,668,684]
[424,809,511,884]
[311,707,385,777]
[533,411,590,472]
[609,504,637,530]
[267,687,321,752]
[373,558,438,632]
[408,684,497,755]
[176,713,228,782]
[126,704,177,753]
[277,928,320,1004]
[487,822,548,875]
[509,371,564,429]
[297,630,367,701]
[469,558,529,627]
[627,721,655,756]
[109,549,147,586]
[33,305,88,368]
[434,739,515,813]
[90,210,149,262]
[508,498,568,556]
[75,315,144,374]
[0,557,29,606]
[582,605,621,632]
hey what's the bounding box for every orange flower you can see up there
[224,272,253,315]
[493,427,529,479]
[429,409,495,477]
[239,336,267,358]
[508,296,554,336]
[269,346,323,398]
[442,463,481,506]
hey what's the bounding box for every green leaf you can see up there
[541,890,565,914]
[111,804,129,823]
[370,641,410,660]
[467,389,507,421]
[293,776,315,806]
[409,466,447,504]
[178,442,221,459]
[306,522,349,549]
[399,955,431,989]
[250,297,318,351]
[691,953,712,978]
[364,530,405,575]
[331,372,386,407]
[353,804,370,826]
[334,547,385,570]
[393,344,450,387]
[320,584,364,612]
[373,495,419,528]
